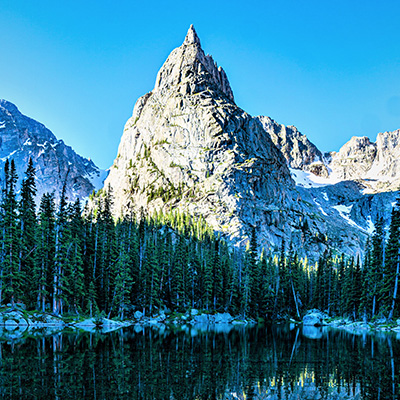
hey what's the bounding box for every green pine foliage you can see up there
[36,192,56,312]
[1,158,400,321]
[1,159,22,307]
[19,158,38,308]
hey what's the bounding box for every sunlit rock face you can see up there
[269,121,400,241]
[0,99,106,202]
[105,25,371,258]
[264,117,400,195]
[328,130,400,193]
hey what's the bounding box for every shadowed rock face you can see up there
[104,25,370,258]
[257,115,328,177]
[0,99,106,202]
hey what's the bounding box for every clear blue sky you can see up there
[1,0,400,169]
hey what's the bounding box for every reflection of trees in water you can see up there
[0,325,397,399]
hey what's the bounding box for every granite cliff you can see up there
[104,25,369,257]
[260,117,400,240]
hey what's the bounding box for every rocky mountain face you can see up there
[271,119,400,195]
[260,116,400,240]
[0,99,106,202]
[104,25,370,258]
[105,25,295,245]
[257,116,329,177]
[329,130,400,193]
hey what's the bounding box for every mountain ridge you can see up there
[4,26,397,258]
[0,99,107,202]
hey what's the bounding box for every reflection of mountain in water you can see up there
[0,324,398,399]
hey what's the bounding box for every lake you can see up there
[0,323,398,399]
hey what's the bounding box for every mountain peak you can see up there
[153,26,234,102]
[0,99,106,202]
[0,99,20,115]
[183,24,201,46]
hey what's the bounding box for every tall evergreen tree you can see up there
[66,200,85,314]
[19,158,38,308]
[53,182,69,315]
[36,193,56,312]
[384,198,400,319]
[95,186,117,314]
[1,160,22,307]
[370,217,385,317]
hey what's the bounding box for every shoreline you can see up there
[1,307,400,341]
[303,310,400,336]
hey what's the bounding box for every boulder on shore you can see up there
[134,311,143,320]
[303,310,326,326]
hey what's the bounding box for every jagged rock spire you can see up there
[184,24,201,46]
[153,25,234,102]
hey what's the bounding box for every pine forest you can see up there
[1,158,399,323]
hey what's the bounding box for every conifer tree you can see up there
[336,254,346,316]
[53,182,69,315]
[249,227,261,317]
[384,198,400,319]
[212,239,223,310]
[19,157,38,308]
[274,240,286,317]
[370,217,385,317]
[1,160,22,307]
[359,241,372,321]
[36,193,56,312]
[67,200,85,314]
[346,256,361,319]
[112,224,133,319]
[144,236,159,315]
[172,234,187,310]
[95,186,117,313]
[287,246,301,319]
[258,249,276,320]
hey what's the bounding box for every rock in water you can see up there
[303,310,326,326]
[0,99,107,202]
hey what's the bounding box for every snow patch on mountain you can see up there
[290,168,340,188]
[366,216,375,235]
[313,198,328,216]
[332,204,362,230]
[1,150,18,162]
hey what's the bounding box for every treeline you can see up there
[0,158,399,321]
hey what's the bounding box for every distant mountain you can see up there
[103,25,371,258]
[260,115,400,240]
[0,99,107,202]
[277,125,400,194]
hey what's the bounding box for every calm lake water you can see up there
[0,323,398,399]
